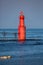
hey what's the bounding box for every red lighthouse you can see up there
[18,11,26,41]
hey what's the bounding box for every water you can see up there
[0,29,43,65]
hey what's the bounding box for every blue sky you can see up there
[0,0,43,29]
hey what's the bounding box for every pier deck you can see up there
[0,38,42,42]
[0,31,43,42]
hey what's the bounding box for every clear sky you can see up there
[0,0,43,29]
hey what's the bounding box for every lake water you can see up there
[0,29,43,65]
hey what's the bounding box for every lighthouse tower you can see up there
[18,11,26,41]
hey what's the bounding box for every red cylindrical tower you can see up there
[18,11,26,41]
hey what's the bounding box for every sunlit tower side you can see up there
[18,11,26,41]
